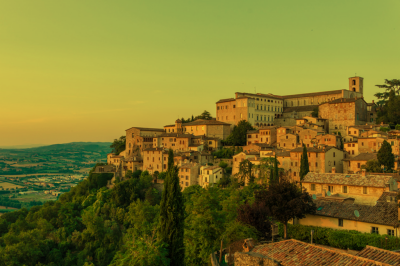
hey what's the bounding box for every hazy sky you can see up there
[1,1,399,146]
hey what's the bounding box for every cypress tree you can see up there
[299,144,309,184]
[159,167,185,266]
[270,154,278,185]
[378,140,395,172]
[167,149,174,171]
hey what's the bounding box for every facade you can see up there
[178,163,200,190]
[319,97,368,135]
[125,127,165,157]
[288,147,344,181]
[343,153,378,174]
[199,166,223,187]
[165,119,231,140]
[302,171,398,205]
[142,148,167,174]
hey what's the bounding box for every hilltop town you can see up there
[102,76,400,241]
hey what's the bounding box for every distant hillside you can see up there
[23,142,112,153]
[0,142,112,153]
[0,144,46,149]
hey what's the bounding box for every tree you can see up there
[376,79,400,96]
[225,120,254,146]
[299,145,309,185]
[375,79,400,124]
[159,167,185,266]
[199,110,212,120]
[167,149,174,172]
[238,159,254,184]
[311,107,319,118]
[273,155,279,184]
[237,201,272,239]
[110,136,126,155]
[253,157,278,185]
[386,90,400,125]
[361,160,383,173]
[378,140,395,172]
[337,132,344,150]
[255,180,316,239]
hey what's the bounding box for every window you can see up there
[185,182,188,186]
[363,187,368,194]
[311,184,316,191]
[371,227,379,234]
[338,219,343,227]
[357,163,361,168]
[333,152,335,157]
[343,186,347,193]
[293,172,296,176]
[328,186,334,193]
[387,229,395,236]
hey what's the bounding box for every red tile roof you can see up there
[357,246,400,265]
[303,172,394,188]
[251,239,391,265]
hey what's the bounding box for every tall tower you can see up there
[348,76,364,95]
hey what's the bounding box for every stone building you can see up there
[314,133,341,149]
[215,76,366,129]
[343,153,377,174]
[125,127,165,157]
[288,147,344,181]
[302,170,398,205]
[142,148,167,174]
[344,141,359,157]
[178,163,200,190]
[164,119,231,140]
[319,97,368,135]
[246,126,277,146]
[199,165,223,188]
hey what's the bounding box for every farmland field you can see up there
[0,182,24,189]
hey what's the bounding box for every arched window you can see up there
[353,88,356,92]
[353,80,356,85]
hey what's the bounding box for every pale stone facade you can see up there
[199,166,223,188]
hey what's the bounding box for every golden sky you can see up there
[1,0,399,146]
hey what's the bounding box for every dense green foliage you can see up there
[279,223,400,251]
[0,159,263,266]
[255,180,316,239]
[110,136,126,155]
[224,120,254,146]
[212,147,242,159]
[180,110,213,123]
[377,140,395,172]
[299,145,309,183]
[375,80,400,124]
[361,160,383,173]
[159,167,185,266]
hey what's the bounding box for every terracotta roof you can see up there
[125,127,164,132]
[314,199,399,226]
[245,151,260,155]
[111,155,124,158]
[247,130,259,134]
[290,146,336,153]
[376,191,398,203]
[164,124,175,127]
[184,119,231,126]
[276,151,290,157]
[328,97,365,104]
[93,165,116,173]
[251,239,387,265]
[303,172,393,188]
[343,153,377,161]
[283,105,319,113]
[216,98,235,104]
[357,246,400,265]
[281,89,344,99]
[235,92,283,100]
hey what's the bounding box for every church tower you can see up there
[348,76,364,95]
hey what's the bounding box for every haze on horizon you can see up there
[1,0,399,146]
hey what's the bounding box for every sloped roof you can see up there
[283,105,318,113]
[282,89,343,99]
[303,172,393,187]
[184,119,231,126]
[344,153,377,161]
[125,127,164,132]
[216,98,235,104]
[314,199,399,226]
[357,246,400,265]
[251,239,388,266]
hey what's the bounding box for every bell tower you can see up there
[348,76,364,95]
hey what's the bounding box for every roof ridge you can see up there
[274,240,392,265]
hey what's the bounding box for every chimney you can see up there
[322,189,326,197]
[331,167,336,174]
[361,169,367,177]
[372,100,374,104]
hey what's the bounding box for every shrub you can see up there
[278,223,400,251]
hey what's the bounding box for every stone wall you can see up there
[234,252,281,266]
